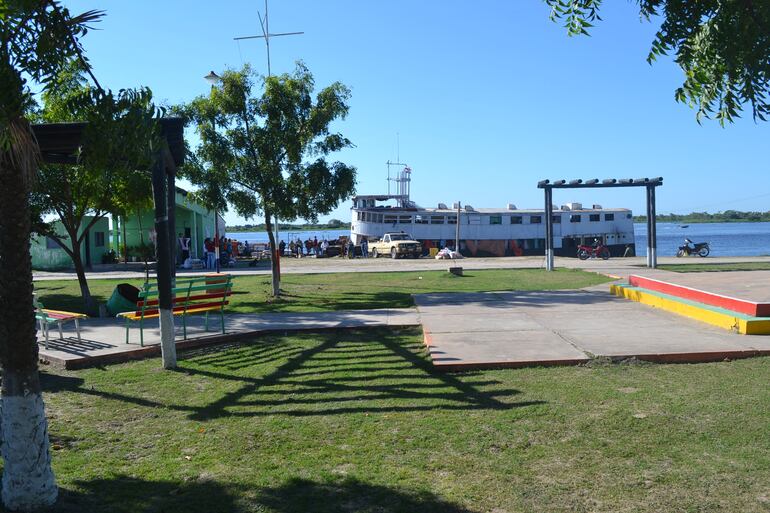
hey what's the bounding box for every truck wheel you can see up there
[372,248,378,258]
[391,247,397,259]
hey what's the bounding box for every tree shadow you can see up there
[178,329,544,421]
[54,475,475,513]
[255,477,475,513]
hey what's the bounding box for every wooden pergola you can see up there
[31,117,185,368]
[537,177,663,271]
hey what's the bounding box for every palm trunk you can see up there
[263,211,280,296]
[0,132,58,510]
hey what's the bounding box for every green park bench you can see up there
[117,275,234,346]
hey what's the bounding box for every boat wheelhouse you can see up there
[350,169,635,257]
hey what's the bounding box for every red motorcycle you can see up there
[577,240,610,260]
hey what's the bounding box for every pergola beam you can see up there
[538,177,663,270]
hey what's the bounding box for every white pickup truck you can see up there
[370,232,422,259]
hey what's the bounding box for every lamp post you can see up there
[204,71,222,273]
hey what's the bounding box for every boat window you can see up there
[376,214,383,223]
[605,213,615,221]
[530,216,542,224]
[510,216,523,224]
[552,215,561,224]
[589,214,600,222]
[415,215,429,224]
[431,215,445,224]
[398,215,412,224]
[384,215,398,224]
[489,215,502,225]
[570,215,582,223]
[626,213,632,219]
[447,215,457,224]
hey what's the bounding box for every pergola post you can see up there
[645,186,652,268]
[544,186,554,271]
[151,153,177,369]
[649,185,657,269]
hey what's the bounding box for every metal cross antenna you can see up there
[233,0,304,77]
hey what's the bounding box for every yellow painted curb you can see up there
[609,284,770,335]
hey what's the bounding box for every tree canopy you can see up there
[545,0,770,124]
[181,63,356,295]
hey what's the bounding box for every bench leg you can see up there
[220,310,225,334]
[183,314,187,340]
[205,311,210,332]
[125,318,130,344]
[139,319,144,347]
[58,322,64,340]
[75,318,81,342]
[44,322,49,350]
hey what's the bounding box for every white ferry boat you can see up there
[350,167,636,257]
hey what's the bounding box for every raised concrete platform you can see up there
[415,288,770,371]
[38,309,421,369]
[629,272,770,317]
[612,284,770,335]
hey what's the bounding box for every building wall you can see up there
[116,190,218,260]
[30,217,111,270]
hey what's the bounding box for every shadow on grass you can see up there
[41,329,545,421]
[55,476,474,513]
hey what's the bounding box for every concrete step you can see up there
[628,274,770,317]
[611,283,770,335]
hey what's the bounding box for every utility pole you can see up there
[455,202,461,254]
[234,0,303,267]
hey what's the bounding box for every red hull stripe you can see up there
[629,275,768,317]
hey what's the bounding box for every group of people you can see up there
[279,236,330,257]
[178,233,239,270]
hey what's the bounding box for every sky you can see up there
[62,0,770,226]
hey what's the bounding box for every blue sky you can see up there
[64,0,770,226]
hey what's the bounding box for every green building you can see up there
[115,187,221,262]
[31,187,221,270]
[30,216,111,271]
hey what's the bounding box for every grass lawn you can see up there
[33,268,610,315]
[35,328,769,513]
[657,262,770,273]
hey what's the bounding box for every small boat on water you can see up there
[680,224,689,228]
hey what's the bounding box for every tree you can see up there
[545,0,770,124]
[33,63,159,314]
[182,63,356,296]
[0,2,104,510]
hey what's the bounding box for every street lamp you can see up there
[204,71,222,273]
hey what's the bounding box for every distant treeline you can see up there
[227,219,347,233]
[634,210,770,223]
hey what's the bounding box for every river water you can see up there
[634,222,770,257]
[226,222,770,258]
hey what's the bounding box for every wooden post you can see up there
[151,154,177,368]
[545,187,554,271]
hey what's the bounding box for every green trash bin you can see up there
[106,283,141,316]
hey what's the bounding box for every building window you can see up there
[530,215,542,224]
[589,214,600,222]
[46,237,61,250]
[431,215,445,224]
[570,215,582,223]
[627,213,632,219]
[489,215,502,225]
[605,213,615,221]
[552,215,561,224]
[415,215,429,224]
[94,231,105,247]
[510,216,523,224]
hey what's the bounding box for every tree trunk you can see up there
[122,215,128,263]
[0,142,58,510]
[263,211,280,297]
[70,248,97,316]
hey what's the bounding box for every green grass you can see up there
[35,328,770,513]
[33,268,610,315]
[658,262,770,273]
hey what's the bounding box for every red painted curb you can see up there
[629,275,769,317]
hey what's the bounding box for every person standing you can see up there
[204,238,216,269]
[361,238,369,258]
[321,239,329,257]
[178,233,190,263]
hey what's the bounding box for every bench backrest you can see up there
[131,275,234,319]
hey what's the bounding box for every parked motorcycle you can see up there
[676,238,710,257]
[577,240,610,260]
